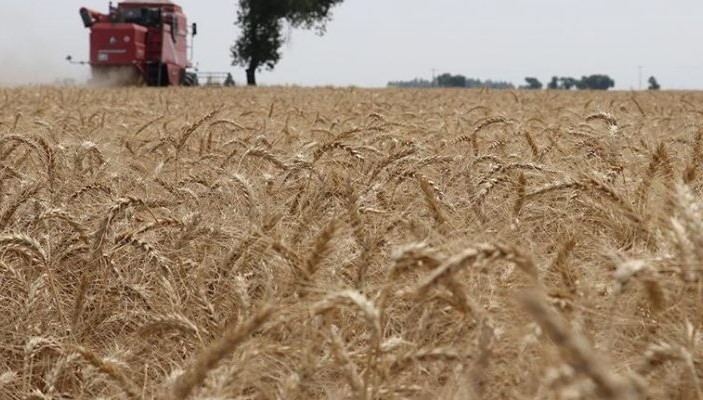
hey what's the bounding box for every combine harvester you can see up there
[73,1,231,86]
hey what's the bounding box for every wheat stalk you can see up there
[74,346,140,399]
[521,293,636,400]
[168,306,276,400]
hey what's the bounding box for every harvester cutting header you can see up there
[77,1,198,86]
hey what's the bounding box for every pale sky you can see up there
[2,0,703,89]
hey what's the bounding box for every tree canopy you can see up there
[547,76,559,90]
[559,77,578,90]
[544,75,615,90]
[576,74,614,90]
[388,73,514,89]
[648,76,661,90]
[521,77,543,90]
[436,73,467,88]
[389,73,617,91]
[547,76,578,90]
[231,0,343,86]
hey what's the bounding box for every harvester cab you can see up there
[77,1,198,86]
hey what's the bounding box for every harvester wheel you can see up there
[182,72,199,86]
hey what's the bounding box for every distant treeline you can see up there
[388,73,514,89]
[544,75,615,90]
[387,72,658,91]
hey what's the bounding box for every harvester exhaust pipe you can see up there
[80,8,94,27]
[80,7,109,28]
[189,23,197,63]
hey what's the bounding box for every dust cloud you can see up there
[0,5,89,87]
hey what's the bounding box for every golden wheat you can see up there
[1,86,703,399]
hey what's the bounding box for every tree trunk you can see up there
[246,67,257,86]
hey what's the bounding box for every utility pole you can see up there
[638,65,643,90]
[431,68,436,87]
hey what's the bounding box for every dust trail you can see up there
[0,5,88,87]
[0,45,80,87]
[88,66,143,87]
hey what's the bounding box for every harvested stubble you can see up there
[1,86,703,399]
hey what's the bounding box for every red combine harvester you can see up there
[78,1,198,86]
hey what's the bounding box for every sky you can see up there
[2,0,703,89]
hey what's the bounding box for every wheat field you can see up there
[1,86,703,399]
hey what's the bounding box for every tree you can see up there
[387,74,514,89]
[547,76,559,90]
[577,74,615,90]
[480,80,515,90]
[231,0,343,86]
[648,76,661,90]
[522,77,543,90]
[436,73,467,88]
[559,77,577,90]
[387,78,433,88]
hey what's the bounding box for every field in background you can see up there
[1,86,702,399]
